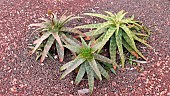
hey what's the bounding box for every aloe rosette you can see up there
[29,11,84,62]
[75,10,152,68]
[60,37,112,94]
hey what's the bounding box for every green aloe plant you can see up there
[75,10,152,69]
[29,10,84,62]
[60,37,112,94]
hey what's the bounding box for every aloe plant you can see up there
[60,37,112,94]
[29,10,84,62]
[75,10,152,69]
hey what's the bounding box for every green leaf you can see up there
[60,27,85,36]
[115,29,125,68]
[60,58,86,79]
[134,33,149,37]
[116,10,127,20]
[122,38,140,59]
[110,68,116,75]
[80,37,88,47]
[47,52,55,60]
[143,26,151,36]
[109,34,118,66]
[133,34,152,48]
[97,62,110,79]
[31,32,51,54]
[87,22,112,37]
[92,33,106,52]
[127,21,143,30]
[61,34,80,46]
[92,27,115,52]
[63,45,80,53]
[40,36,55,62]
[117,10,124,16]
[93,53,112,64]
[75,23,104,29]
[121,25,136,49]
[96,32,106,42]
[84,13,111,20]
[60,55,83,71]
[66,34,82,44]
[75,63,86,85]
[85,62,94,94]
[61,15,83,26]
[85,28,107,36]
[35,52,42,61]
[58,12,69,23]
[97,27,116,52]
[88,58,102,80]
[122,32,146,59]
[131,15,135,19]
[104,11,114,17]
[56,41,64,62]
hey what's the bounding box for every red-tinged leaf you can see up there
[122,39,139,59]
[85,36,91,40]
[113,66,117,70]
[51,32,64,51]
[40,36,55,63]
[122,30,146,60]
[31,32,51,54]
[56,41,64,62]
[131,51,139,59]
[33,39,39,44]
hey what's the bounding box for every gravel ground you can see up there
[0,0,170,96]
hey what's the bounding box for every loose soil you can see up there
[0,0,170,96]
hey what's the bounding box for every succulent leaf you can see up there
[93,53,112,64]
[61,34,80,46]
[133,34,152,49]
[75,63,86,85]
[88,58,102,80]
[109,34,117,67]
[40,36,55,62]
[60,57,86,79]
[63,45,80,53]
[29,12,84,62]
[85,62,94,94]
[51,32,64,51]
[56,41,64,62]
[115,29,125,68]
[97,27,116,52]
[84,13,111,20]
[75,23,104,29]
[97,62,110,80]
[31,32,51,54]
[60,55,82,71]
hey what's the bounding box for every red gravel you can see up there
[0,0,170,96]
